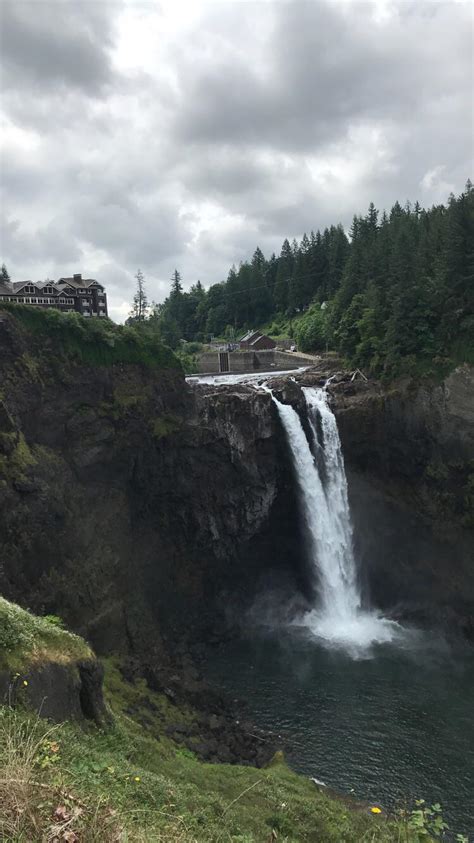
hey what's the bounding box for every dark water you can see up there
[205,628,474,837]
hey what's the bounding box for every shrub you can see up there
[0,304,181,371]
[294,304,329,352]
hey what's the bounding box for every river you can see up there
[205,628,474,837]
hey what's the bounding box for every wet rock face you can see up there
[347,470,474,637]
[329,365,474,528]
[0,316,302,661]
[317,367,474,633]
[0,310,473,657]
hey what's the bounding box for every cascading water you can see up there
[269,383,405,653]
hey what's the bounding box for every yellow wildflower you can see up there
[134,776,140,782]
[370,806,382,814]
[22,680,28,687]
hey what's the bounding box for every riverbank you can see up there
[1,599,415,842]
[203,627,474,839]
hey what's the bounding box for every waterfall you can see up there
[302,387,361,616]
[269,384,403,652]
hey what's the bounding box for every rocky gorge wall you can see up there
[330,365,474,636]
[242,363,474,637]
[1,307,473,659]
[333,364,474,526]
[0,311,301,668]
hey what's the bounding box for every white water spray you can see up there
[269,384,404,653]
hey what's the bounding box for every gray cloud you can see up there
[172,2,472,153]
[0,0,118,95]
[0,0,472,321]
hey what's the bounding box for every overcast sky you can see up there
[1,0,472,321]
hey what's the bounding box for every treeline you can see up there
[133,182,473,376]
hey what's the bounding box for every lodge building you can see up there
[0,273,108,318]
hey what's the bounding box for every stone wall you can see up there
[195,349,312,374]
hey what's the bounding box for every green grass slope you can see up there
[0,610,436,842]
[0,597,92,673]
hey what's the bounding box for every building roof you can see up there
[1,275,105,296]
[239,329,261,343]
[58,276,102,289]
[239,330,275,347]
[249,334,275,346]
[12,281,33,292]
[11,281,61,295]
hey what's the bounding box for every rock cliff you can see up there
[1,308,473,659]
[290,365,474,636]
[0,311,300,667]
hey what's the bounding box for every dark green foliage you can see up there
[0,303,180,370]
[294,305,329,352]
[127,183,472,377]
[1,263,11,284]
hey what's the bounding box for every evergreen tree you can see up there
[273,239,293,312]
[265,253,279,295]
[309,230,329,301]
[158,313,181,348]
[204,283,228,338]
[1,264,11,284]
[325,225,349,298]
[170,269,183,297]
[130,269,148,321]
[144,184,473,376]
[288,247,307,313]
[439,187,474,347]
[167,269,184,327]
[250,247,272,323]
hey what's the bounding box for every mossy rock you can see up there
[0,596,92,673]
[0,598,109,726]
[152,414,181,439]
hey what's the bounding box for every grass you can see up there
[0,702,401,842]
[0,651,432,842]
[0,597,92,672]
[0,303,181,371]
[0,603,456,841]
[0,707,123,842]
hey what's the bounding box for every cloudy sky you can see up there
[1,0,472,321]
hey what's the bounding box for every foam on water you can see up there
[186,367,308,386]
